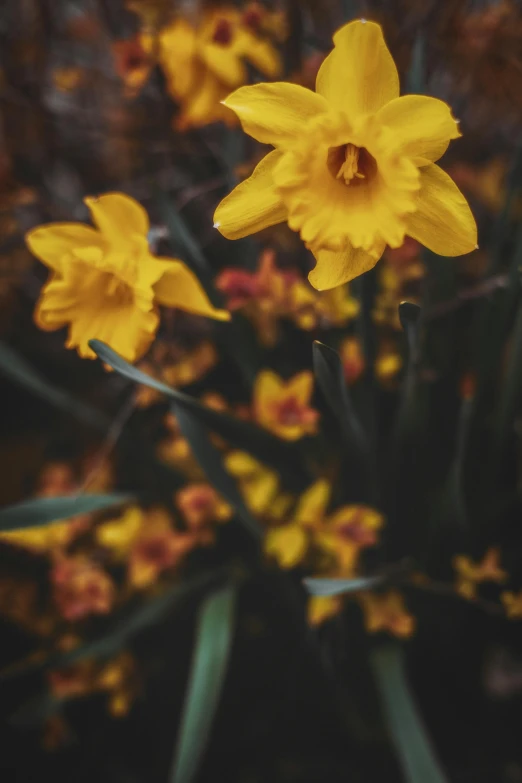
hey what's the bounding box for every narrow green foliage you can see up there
[0,341,108,429]
[170,585,236,783]
[0,494,131,532]
[371,644,447,783]
[172,403,262,540]
[303,575,385,596]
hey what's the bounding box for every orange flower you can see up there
[253,370,319,441]
[176,483,232,539]
[454,547,507,599]
[316,505,384,576]
[359,590,415,638]
[128,508,192,588]
[112,35,151,96]
[51,556,115,621]
[339,336,365,384]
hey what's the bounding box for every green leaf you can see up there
[89,340,308,491]
[0,493,132,532]
[153,189,211,278]
[371,644,447,783]
[170,585,236,783]
[0,341,108,430]
[312,341,369,462]
[172,403,262,540]
[303,575,384,596]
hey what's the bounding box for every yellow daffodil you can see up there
[214,19,477,289]
[253,369,319,441]
[453,547,507,600]
[26,193,229,362]
[150,7,282,130]
[359,590,415,638]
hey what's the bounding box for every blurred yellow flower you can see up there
[176,483,232,538]
[266,479,330,568]
[253,370,319,441]
[96,505,144,559]
[225,451,281,516]
[307,595,342,626]
[502,591,522,619]
[151,7,282,130]
[128,508,193,589]
[26,193,229,362]
[214,19,477,289]
[454,547,507,600]
[359,590,415,638]
[265,477,383,577]
[339,336,365,384]
[51,555,115,621]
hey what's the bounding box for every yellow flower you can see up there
[214,19,477,290]
[307,595,342,626]
[175,483,232,533]
[253,370,319,441]
[315,505,384,576]
[26,193,229,362]
[359,590,415,638]
[339,336,365,384]
[453,547,507,600]
[128,508,193,588]
[502,591,522,619]
[151,8,282,130]
[225,451,281,515]
[265,479,331,568]
[96,506,144,559]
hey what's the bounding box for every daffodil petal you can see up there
[85,193,149,245]
[25,224,104,272]
[308,242,385,291]
[213,150,287,239]
[407,164,478,256]
[376,95,461,164]
[223,83,328,147]
[154,260,230,321]
[316,19,399,117]
[36,267,158,361]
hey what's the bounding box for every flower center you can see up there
[106,274,133,306]
[327,143,376,185]
[276,397,303,426]
[212,18,234,45]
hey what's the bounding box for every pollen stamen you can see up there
[336,143,365,183]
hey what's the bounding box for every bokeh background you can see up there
[2,1,522,782]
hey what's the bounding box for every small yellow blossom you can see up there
[128,508,193,588]
[26,193,229,362]
[339,336,365,384]
[150,7,282,130]
[502,591,522,619]
[359,590,415,638]
[307,595,342,626]
[454,547,507,600]
[49,653,137,717]
[253,370,319,441]
[315,505,384,576]
[96,505,144,559]
[176,483,232,536]
[265,479,331,568]
[51,556,115,621]
[375,345,402,383]
[225,451,281,515]
[214,19,477,290]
